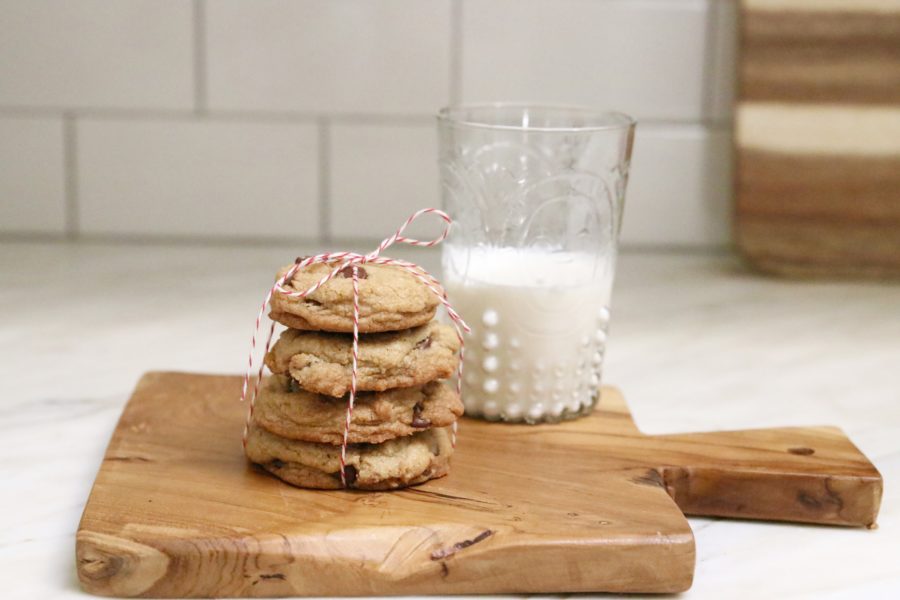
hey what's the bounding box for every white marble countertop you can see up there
[1,241,898,599]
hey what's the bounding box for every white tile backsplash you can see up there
[622,124,732,247]
[0,116,66,233]
[0,0,739,249]
[329,123,439,239]
[206,0,452,115]
[461,0,710,121]
[77,118,319,238]
[0,0,193,110]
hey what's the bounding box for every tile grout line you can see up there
[700,0,721,121]
[317,117,332,244]
[449,0,463,105]
[192,0,208,115]
[62,113,79,240]
[719,0,739,122]
[0,232,733,255]
[0,107,731,130]
[0,106,441,125]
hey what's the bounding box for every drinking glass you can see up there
[438,104,636,423]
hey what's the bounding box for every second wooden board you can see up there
[735,0,900,277]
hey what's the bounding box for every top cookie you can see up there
[269,262,439,333]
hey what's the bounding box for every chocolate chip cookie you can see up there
[270,262,440,333]
[253,375,463,445]
[245,422,453,490]
[265,321,460,397]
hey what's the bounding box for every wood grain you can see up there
[76,372,882,597]
[735,0,900,277]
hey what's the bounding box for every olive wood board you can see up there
[76,372,882,596]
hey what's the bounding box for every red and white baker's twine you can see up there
[241,208,470,487]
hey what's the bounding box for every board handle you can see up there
[652,426,883,527]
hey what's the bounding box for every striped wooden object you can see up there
[736,0,900,277]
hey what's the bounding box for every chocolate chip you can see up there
[271,459,285,469]
[338,265,367,279]
[411,402,431,428]
[343,464,358,486]
[415,336,432,350]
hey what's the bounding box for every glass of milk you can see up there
[438,104,635,423]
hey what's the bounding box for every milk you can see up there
[443,245,612,422]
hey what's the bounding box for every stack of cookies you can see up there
[244,261,463,490]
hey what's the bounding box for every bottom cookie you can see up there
[245,423,453,490]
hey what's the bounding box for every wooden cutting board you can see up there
[735,0,900,277]
[76,372,882,597]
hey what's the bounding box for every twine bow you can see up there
[241,208,470,487]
